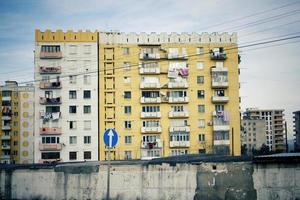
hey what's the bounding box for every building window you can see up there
[14,121,18,127]
[69,106,77,113]
[84,136,91,144]
[197,76,204,84]
[197,90,205,99]
[69,75,77,84]
[42,136,60,144]
[215,90,225,97]
[125,136,132,144]
[198,105,205,113]
[84,75,91,85]
[125,121,132,129]
[124,76,131,84]
[69,121,77,130]
[14,141,18,146]
[69,136,77,144]
[124,151,132,160]
[83,90,91,99]
[123,47,130,55]
[84,120,92,130]
[198,119,205,128]
[124,91,131,99]
[84,151,91,159]
[124,106,131,114]
[69,90,77,99]
[199,134,205,141]
[215,104,224,112]
[69,152,77,160]
[83,105,91,114]
[196,47,204,54]
[196,61,204,70]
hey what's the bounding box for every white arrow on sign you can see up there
[108,129,114,148]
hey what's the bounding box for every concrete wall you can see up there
[0,161,299,200]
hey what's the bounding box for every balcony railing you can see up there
[39,143,62,151]
[212,96,229,103]
[140,82,161,89]
[139,53,160,59]
[1,144,11,150]
[140,97,161,103]
[40,127,62,135]
[213,111,230,131]
[2,125,11,130]
[139,67,160,74]
[167,53,188,59]
[40,51,63,59]
[39,81,61,89]
[169,141,190,148]
[141,112,161,118]
[141,149,162,160]
[39,66,61,74]
[1,96,11,101]
[1,115,11,120]
[168,111,189,118]
[1,155,11,160]
[39,97,61,105]
[141,140,163,149]
[168,97,189,103]
[168,81,188,88]
[169,126,190,132]
[214,139,230,145]
[1,135,11,140]
[212,79,228,88]
[141,127,162,133]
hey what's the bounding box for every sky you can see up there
[0,0,300,141]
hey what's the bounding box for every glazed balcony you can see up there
[141,112,161,118]
[39,143,62,151]
[39,66,61,74]
[168,97,189,103]
[139,53,160,59]
[212,96,229,103]
[141,126,162,133]
[169,126,190,132]
[141,140,163,148]
[1,134,11,140]
[168,81,188,89]
[139,64,160,74]
[169,141,190,148]
[2,125,11,130]
[39,97,61,105]
[140,82,161,89]
[40,127,62,135]
[39,80,61,89]
[168,111,189,118]
[212,111,230,131]
[40,51,62,59]
[141,149,162,160]
[140,97,161,104]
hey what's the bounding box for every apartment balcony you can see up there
[211,80,228,88]
[1,144,11,150]
[141,140,163,149]
[141,149,162,160]
[39,66,61,74]
[1,135,10,140]
[40,127,62,135]
[167,53,188,60]
[40,112,61,121]
[39,81,61,89]
[140,97,161,104]
[212,111,230,131]
[39,143,62,151]
[169,126,190,132]
[2,96,11,101]
[141,126,162,133]
[274,126,284,131]
[168,111,189,118]
[141,112,161,118]
[168,97,189,103]
[139,53,160,59]
[212,96,229,103]
[211,67,228,73]
[39,97,61,105]
[214,139,230,146]
[40,51,62,59]
[140,82,161,89]
[139,67,160,74]
[210,51,227,60]
[39,159,62,164]
[169,141,190,148]
[168,81,188,89]
[1,155,11,160]
[2,125,11,130]
[1,115,11,120]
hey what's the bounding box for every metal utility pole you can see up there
[106,146,110,200]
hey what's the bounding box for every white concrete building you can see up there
[34,31,98,163]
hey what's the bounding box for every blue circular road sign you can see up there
[103,129,118,148]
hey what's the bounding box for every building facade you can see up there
[241,119,266,155]
[294,111,300,152]
[244,108,286,152]
[98,32,241,160]
[34,30,99,163]
[0,81,34,164]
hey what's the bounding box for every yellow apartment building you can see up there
[98,32,241,160]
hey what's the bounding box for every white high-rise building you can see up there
[34,30,99,163]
